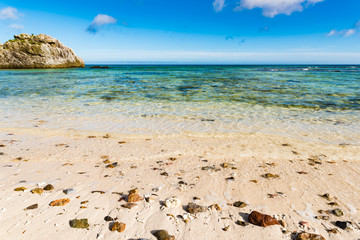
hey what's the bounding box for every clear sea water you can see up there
[0,65,359,144]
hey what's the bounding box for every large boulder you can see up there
[0,33,84,69]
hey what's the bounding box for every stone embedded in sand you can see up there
[24,204,38,210]
[43,184,54,191]
[261,173,280,179]
[209,204,221,211]
[50,198,70,206]
[335,221,353,230]
[106,162,118,168]
[235,220,249,226]
[296,232,326,240]
[233,201,247,208]
[127,193,143,203]
[319,193,331,201]
[153,230,175,240]
[164,197,181,208]
[327,202,338,206]
[69,219,89,229]
[122,203,137,209]
[91,191,105,194]
[63,188,75,195]
[104,216,114,222]
[109,222,126,232]
[186,202,207,214]
[332,208,344,217]
[14,187,27,191]
[31,188,44,194]
[248,211,280,227]
[221,163,234,168]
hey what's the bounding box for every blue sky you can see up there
[0,0,359,64]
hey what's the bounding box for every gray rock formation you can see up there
[0,33,85,69]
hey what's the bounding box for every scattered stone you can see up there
[129,188,138,194]
[103,159,110,164]
[296,232,326,240]
[104,216,114,222]
[153,230,175,240]
[109,222,126,232]
[14,187,27,191]
[91,191,105,194]
[127,193,143,203]
[248,211,280,227]
[226,176,235,181]
[261,173,279,179]
[222,225,230,231]
[299,221,310,228]
[319,193,331,201]
[50,198,70,207]
[186,202,207,214]
[81,201,89,204]
[24,204,38,210]
[43,184,54,191]
[169,157,177,161]
[122,203,137,209]
[63,189,75,195]
[250,180,258,183]
[326,228,339,234]
[118,141,126,144]
[279,219,287,228]
[106,162,118,168]
[268,192,286,198]
[233,201,247,208]
[160,172,169,177]
[335,221,353,230]
[297,171,308,175]
[235,220,249,226]
[209,204,221,211]
[327,202,338,206]
[164,197,181,208]
[31,188,44,194]
[315,216,330,220]
[221,163,235,168]
[332,208,344,217]
[69,219,89,229]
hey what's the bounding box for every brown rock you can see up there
[248,211,280,227]
[296,233,326,240]
[153,230,175,240]
[31,188,44,194]
[127,193,143,202]
[14,187,27,191]
[49,198,70,206]
[186,202,207,214]
[43,184,54,191]
[24,204,38,210]
[110,222,126,232]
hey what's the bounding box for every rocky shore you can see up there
[0,34,84,69]
[0,128,359,239]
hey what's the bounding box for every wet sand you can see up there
[0,127,359,239]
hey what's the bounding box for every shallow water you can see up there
[0,65,359,144]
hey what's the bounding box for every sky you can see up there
[0,0,359,64]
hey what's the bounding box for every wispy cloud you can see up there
[234,0,324,17]
[0,7,20,20]
[213,0,226,12]
[326,20,359,37]
[9,24,24,30]
[86,14,117,34]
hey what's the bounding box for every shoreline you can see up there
[1,127,359,239]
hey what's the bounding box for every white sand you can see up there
[0,127,359,239]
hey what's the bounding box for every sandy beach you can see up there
[1,127,359,240]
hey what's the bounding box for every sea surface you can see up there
[0,65,359,144]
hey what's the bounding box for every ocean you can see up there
[0,65,359,144]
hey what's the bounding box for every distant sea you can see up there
[0,65,359,144]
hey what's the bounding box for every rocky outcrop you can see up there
[0,33,84,69]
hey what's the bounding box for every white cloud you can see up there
[326,29,337,36]
[235,0,323,17]
[9,24,24,30]
[87,14,117,33]
[0,7,19,20]
[213,0,226,12]
[344,29,355,37]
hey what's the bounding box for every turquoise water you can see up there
[0,65,359,143]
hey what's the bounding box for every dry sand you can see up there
[0,127,359,240]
